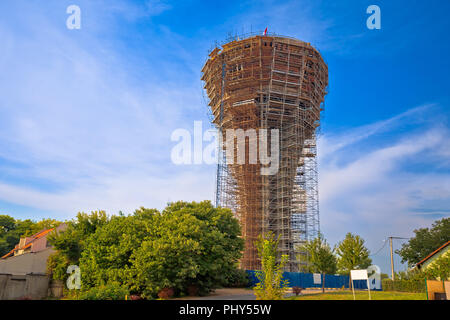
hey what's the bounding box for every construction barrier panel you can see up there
[246,270,378,290]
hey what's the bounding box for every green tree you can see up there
[0,215,18,256]
[335,233,372,288]
[47,211,108,281]
[425,254,450,281]
[299,234,337,293]
[79,209,154,289]
[31,219,61,234]
[0,215,15,234]
[253,232,289,300]
[78,201,243,299]
[396,218,450,266]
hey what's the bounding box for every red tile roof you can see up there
[416,241,450,267]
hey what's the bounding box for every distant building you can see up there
[0,223,67,299]
[0,223,67,275]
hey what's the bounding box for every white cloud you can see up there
[0,1,212,217]
[318,106,450,272]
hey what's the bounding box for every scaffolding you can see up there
[202,34,328,271]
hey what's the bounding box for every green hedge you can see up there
[79,283,129,300]
[382,279,426,293]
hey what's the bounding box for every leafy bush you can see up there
[75,201,243,299]
[79,283,129,300]
[382,279,426,293]
[253,232,289,300]
[223,268,250,288]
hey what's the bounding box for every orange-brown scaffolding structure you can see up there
[201,33,328,271]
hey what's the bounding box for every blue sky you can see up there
[0,0,449,274]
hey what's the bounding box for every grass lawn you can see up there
[290,290,427,300]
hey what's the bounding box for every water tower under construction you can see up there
[201,33,328,271]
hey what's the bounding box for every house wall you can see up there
[0,248,54,275]
[0,273,49,300]
[423,246,449,270]
[31,236,48,253]
[426,279,446,300]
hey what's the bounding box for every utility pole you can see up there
[389,237,394,280]
[388,236,409,281]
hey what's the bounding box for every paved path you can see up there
[175,288,338,300]
[175,288,256,300]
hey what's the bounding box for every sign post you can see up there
[350,269,371,300]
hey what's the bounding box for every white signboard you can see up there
[350,269,371,300]
[313,273,322,284]
[350,269,368,280]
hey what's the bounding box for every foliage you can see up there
[223,268,250,288]
[48,211,109,263]
[47,252,70,281]
[75,201,243,299]
[383,268,429,293]
[380,273,389,280]
[128,201,244,298]
[31,219,62,234]
[79,209,155,289]
[425,253,450,280]
[300,234,337,274]
[46,211,108,282]
[335,233,372,275]
[382,279,426,293]
[299,233,337,292]
[79,283,129,300]
[396,217,449,266]
[253,232,289,300]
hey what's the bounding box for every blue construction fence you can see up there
[246,270,380,290]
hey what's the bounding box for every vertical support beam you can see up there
[389,237,395,281]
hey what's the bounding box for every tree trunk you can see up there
[322,273,325,293]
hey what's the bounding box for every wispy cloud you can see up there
[0,1,212,217]
[318,104,433,158]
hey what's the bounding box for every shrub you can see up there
[79,283,129,300]
[382,279,426,293]
[253,232,289,300]
[79,201,243,299]
[46,252,70,281]
[224,268,250,288]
